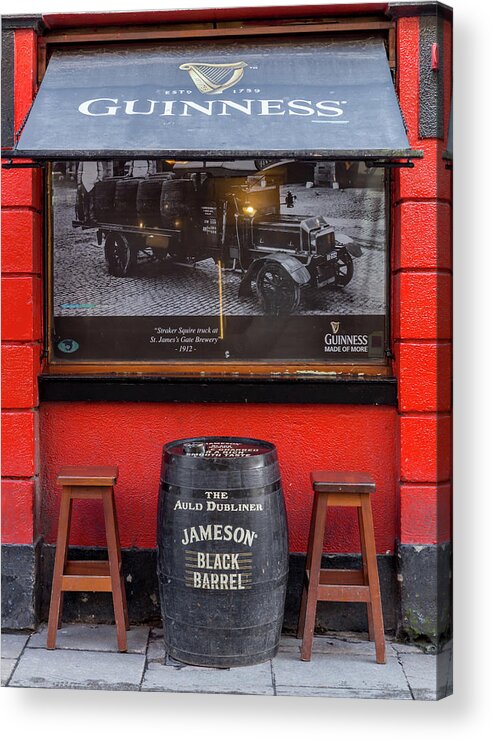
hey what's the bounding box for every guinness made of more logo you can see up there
[324,321,369,354]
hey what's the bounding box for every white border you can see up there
[2,1,492,738]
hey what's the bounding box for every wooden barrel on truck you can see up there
[159,179,199,256]
[157,437,289,667]
[113,178,143,225]
[136,174,175,228]
[93,178,119,223]
[159,178,197,224]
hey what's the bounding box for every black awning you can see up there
[13,35,419,160]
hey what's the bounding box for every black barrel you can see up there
[136,174,175,228]
[93,178,119,222]
[113,178,143,225]
[160,179,198,255]
[157,437,289,667]
[160,179,197,225]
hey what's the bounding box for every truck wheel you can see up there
[104,233,138,277]
[256,261,301,315]
[334,248,354,286]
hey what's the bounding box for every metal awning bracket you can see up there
[2,158,45,169]
[364,159,417,169]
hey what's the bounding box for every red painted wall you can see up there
[40,403,398,553]
[1,28,42,547]
[392,14,453,547]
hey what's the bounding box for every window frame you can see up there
[45,160,392,378]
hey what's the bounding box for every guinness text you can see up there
[78,97,348,121]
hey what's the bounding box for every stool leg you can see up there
[57,596,65,630]
[103,491,128,652]
[300,492,327,661]
[297,493,318,639]
[357,507,374,642]
[360,496,386,664]
[111,490,129,630]
[47,492,73,649]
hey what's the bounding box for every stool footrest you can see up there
[61,574,113,592]
[65,560,110,576]
[318,584,370,602]
[62,560,115,592]
[307,568,366,586]
[305,569,370,601]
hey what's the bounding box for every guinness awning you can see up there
[12,36,420,161]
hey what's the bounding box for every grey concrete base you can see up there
[1,542,41,629]
[284,552,397,633]
[4,542,451,648]
[38,545,161,625]
[3,624,453,700]
[397,542,452,644]
[37,545,397,633]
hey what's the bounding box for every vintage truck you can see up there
[73,164,362,315]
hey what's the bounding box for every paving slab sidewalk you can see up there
[1,632,29,687]
[1,624,452,700]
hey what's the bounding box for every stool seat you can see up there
[57,465,119,487]
[298,471,386,664]
[47,465,129,652]
[311,471,376,494]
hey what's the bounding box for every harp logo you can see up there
[330,321,340,334]
[179,61,248,94]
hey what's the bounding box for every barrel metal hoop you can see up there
[162,614,285,632]
[163,481,283,496]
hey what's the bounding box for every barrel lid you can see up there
[165,437,274,459]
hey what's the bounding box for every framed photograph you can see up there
[50,158,389,368]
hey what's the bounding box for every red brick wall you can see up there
[1,29,43,545]
[392,15,453,546]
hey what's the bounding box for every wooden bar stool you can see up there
[47,466,129,652]
[297,471,386,664]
